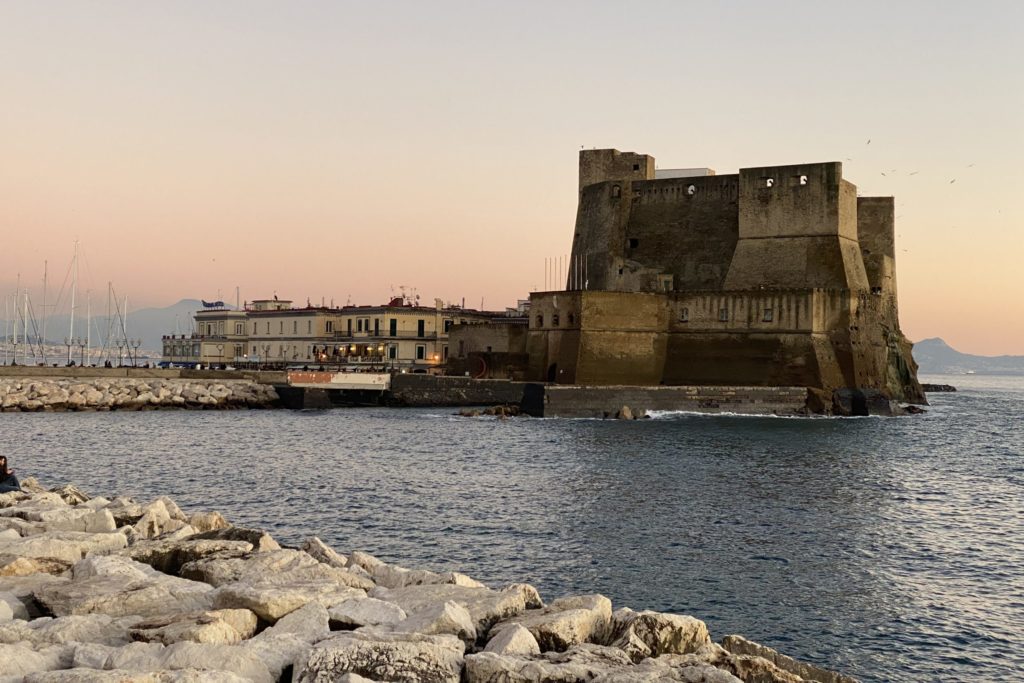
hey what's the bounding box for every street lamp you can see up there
[63,337,73,366]
[130,338,142,367]
[216,344,223,369]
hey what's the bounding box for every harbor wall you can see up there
[532,385,810,418]
[386,374,531,407]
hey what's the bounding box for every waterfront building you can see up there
[162,296,501,371]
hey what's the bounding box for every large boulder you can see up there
[128,609,258,645]
[241,602,330,681]
[213,579,363,623]
[370,582,530,637]
[188,527,280,552]
[720,635,857,683]
[395,600,477,645]
[482,622,541,656]
[464,644,633,682]
[0,530,127,564]
[607,608,711,662]
[301,536,349,569]
[0,642,72,677]
[181,547,374,591]
[328,596,407,629]
[294,629,465,683]
[0,613,137,647]
[35,555,214,618]
[126,539,253,576]
[0,554,73,577]
[490,594,613,652]
[96,641,275,683]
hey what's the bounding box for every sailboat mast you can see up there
[67,242,78,365]
[85,292,91,365]
[41,261,47,366]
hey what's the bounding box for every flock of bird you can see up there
[853,138,971,185]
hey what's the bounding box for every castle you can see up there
[522,149,924,408]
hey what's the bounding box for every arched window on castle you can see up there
[535,314,544,328]
[611,185,621,198]
[679,307,689,323]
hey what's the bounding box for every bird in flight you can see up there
[909,171,919,175]
[949,179,957,184]
[866,139,871,145]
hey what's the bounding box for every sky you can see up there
[1,1,1022,354]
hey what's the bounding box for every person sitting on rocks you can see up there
[0,456,21,493]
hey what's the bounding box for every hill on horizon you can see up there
[913,337,1024,376]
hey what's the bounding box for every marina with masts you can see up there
[2,242,146,367]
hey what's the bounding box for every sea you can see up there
[2,374,1021,682]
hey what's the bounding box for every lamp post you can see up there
[76,337,87,367]
[63,337,73,366]
[130,338,142,367]
[216,344,223,369]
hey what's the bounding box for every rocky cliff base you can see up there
[0,480,856,682]
[0,379,278,412]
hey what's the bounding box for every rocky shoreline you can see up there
[0,379,278,412]
[0,480,856,682]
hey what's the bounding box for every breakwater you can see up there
[0,479,854,682]
[0,378,278,411]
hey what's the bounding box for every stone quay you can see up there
[0,479,856,682]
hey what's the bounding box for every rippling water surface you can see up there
[2,374,1022,681]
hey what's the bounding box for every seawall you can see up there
[0,377,279,411]
[530,385,810,418]
[0,479,855,682]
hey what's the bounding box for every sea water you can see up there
[3,374,1021,682]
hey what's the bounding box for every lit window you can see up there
[763,308,774,322]
[680,307,689,322]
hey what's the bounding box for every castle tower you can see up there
[723,162,870,291]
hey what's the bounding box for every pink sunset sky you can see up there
[2,2,1022,354]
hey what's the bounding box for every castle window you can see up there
[687,185,696,195]
[536,314,544,327]
[633,164,640,171]
[568,313,575,325]
[765,178,775,188]
[680,307,689,323]
[718,308,729,322]
[611,185,621,198]
[628,238,639,249]
[763,308,774,322]
[552,314,560,327]
[799,175,808,186]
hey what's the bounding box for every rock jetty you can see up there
[0,479,856,682]
[0,379,278,412]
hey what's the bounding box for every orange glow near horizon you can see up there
[1,2,1021,355]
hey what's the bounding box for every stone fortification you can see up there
[0,378,278,412]
[524,148,924,412]
[0,479,855,682]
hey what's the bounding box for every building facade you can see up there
[162,297,500,371]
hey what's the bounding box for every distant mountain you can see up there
[0,299,213,353]
[913,338,1024,376]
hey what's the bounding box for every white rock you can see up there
[294,629,465,683]
[0,590,29,620]
[0,530,127,564]
[370,583,530,637]
[396,600,476,645]
[0,614,136,647]
[213,580,362,623]
[36,556,214,618]
[490,593,612,652]
[608,608,711,662]
[301,536,348,568]
[128,609,258,645]
[328,596,407,628]
[482,622,540,656]
[0,642,71,677]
